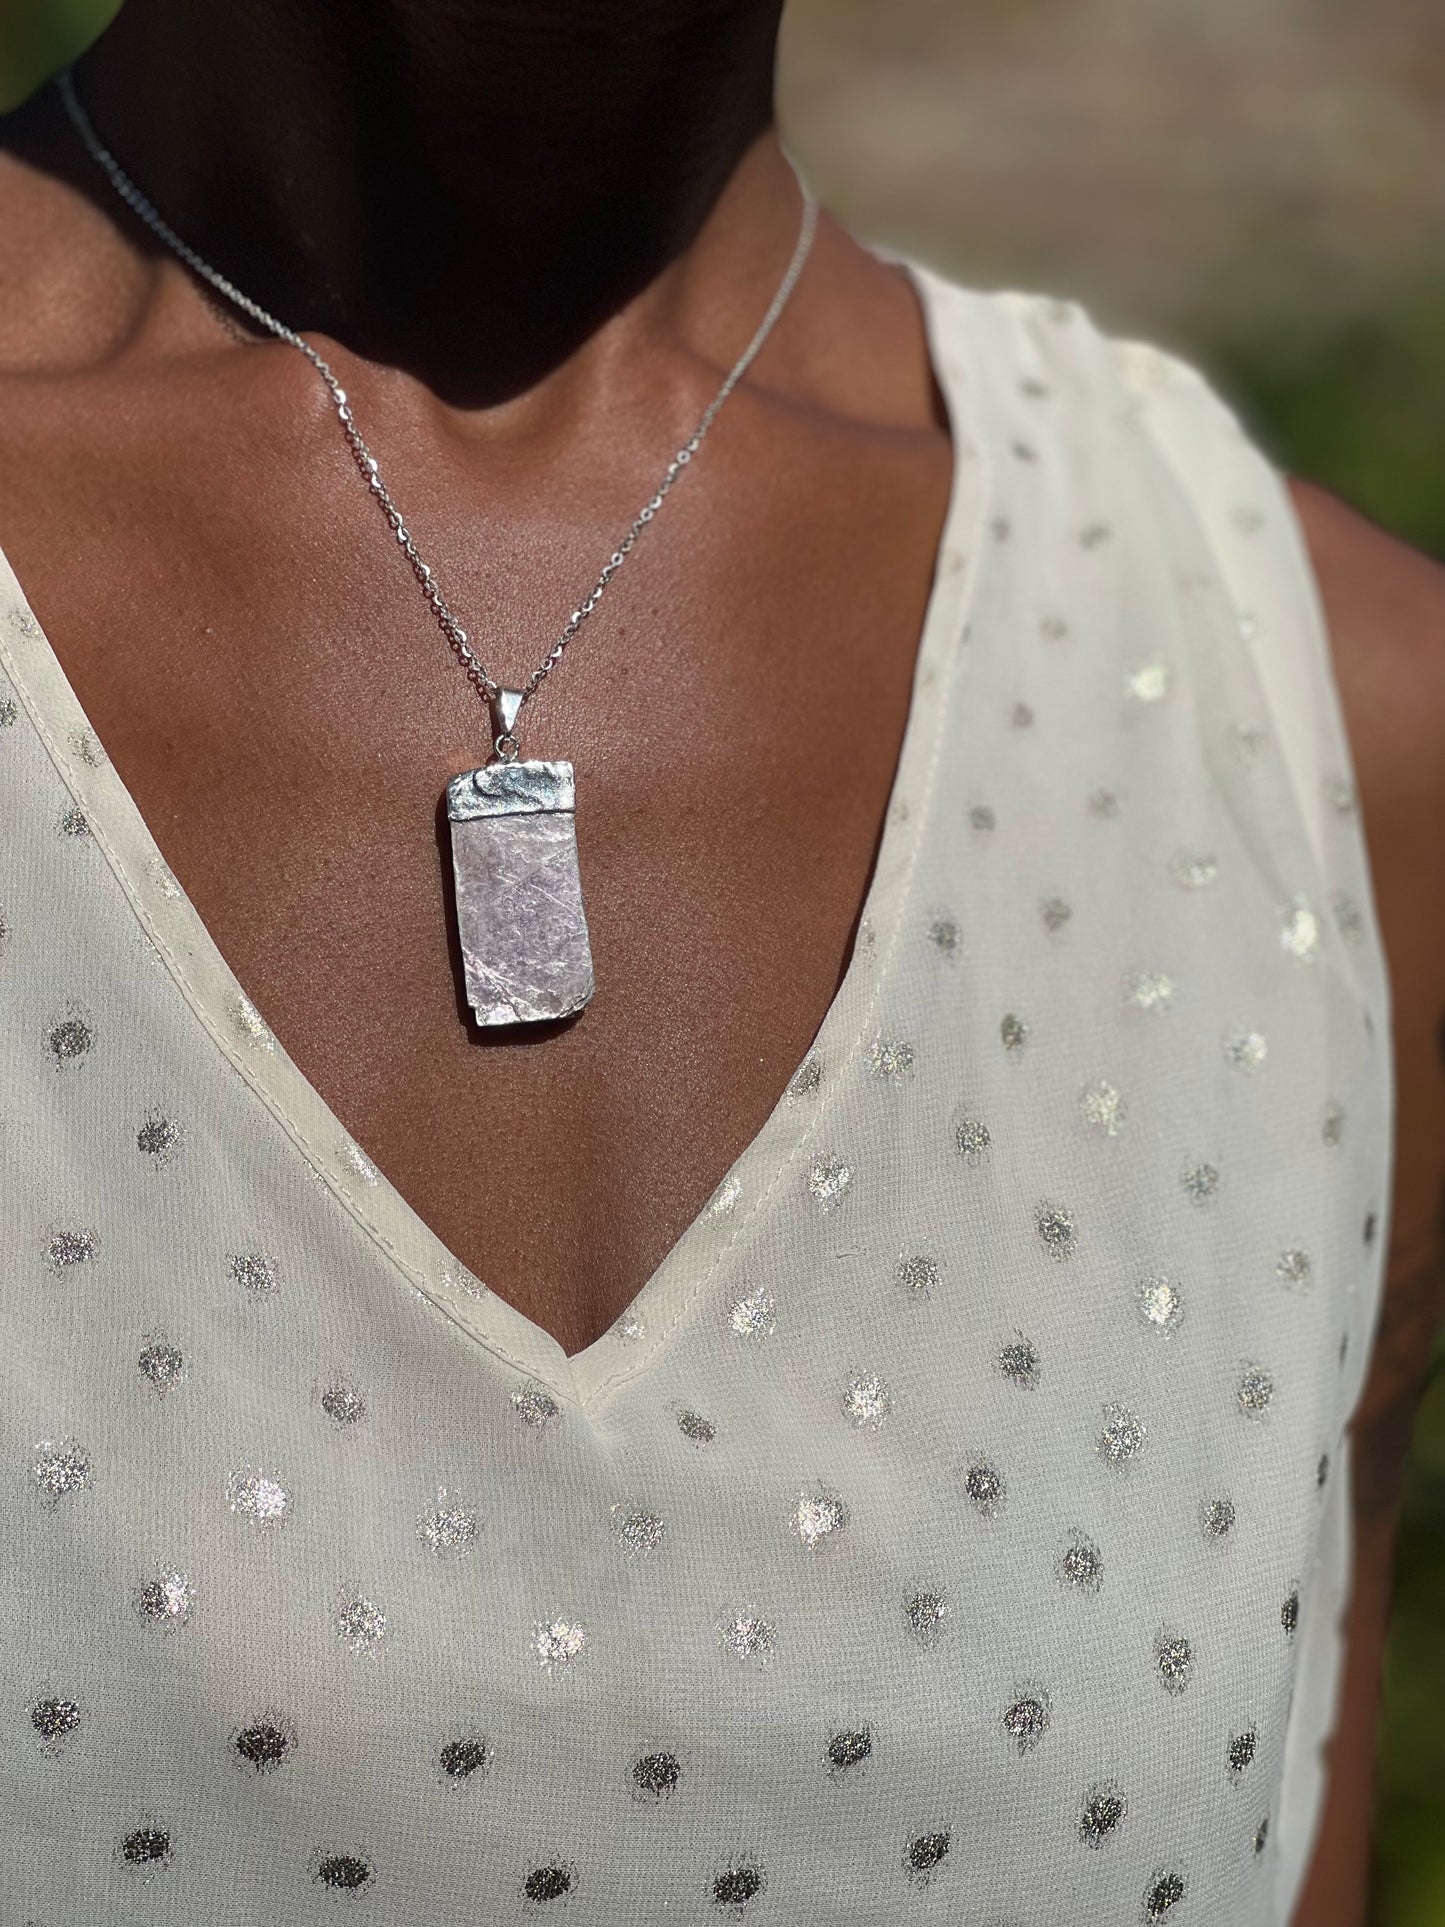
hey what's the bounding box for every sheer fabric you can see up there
[0,268,1391,1923]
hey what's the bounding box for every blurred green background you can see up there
[3,2,1443,1919]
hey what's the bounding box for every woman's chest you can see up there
[0,363,952,1353]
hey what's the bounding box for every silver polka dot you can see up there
[1124,662,1170,704]
[904,1589,950,1643]
[709,1173,742,1216]
[1136,1276,1183,1335]
[227,1469,289,1526]
[806,1157,852,1209]
[48,1227,98,1269]
[1222,1027,1268,1073]
[963,1459,1005,1518]
[970,803,997,831]
[1181,1162,1220,1205]
[533,1616,587,1670]
[1035,1200,1077,1258]
[418,1489,478,1557]
[46,1015,93,1062]
[321,1383,366,1425]
[1332,890,1365,945]
[1281,1587,1300,1636]
[827,1728,872,1775]
[1278,896,1321,963]
[1321,1103,1345,1148]
[613,1505,665,1554]
[793,1488,848,1548]
[1201,1496,1236,1540]
[929,916,959,955]
[234,996,275,1051]
[337,1136,379,1185]
[1078,1782,1128,1846]
[1000,1012,1029,1052]
[119,1824,171,1871]
[230,1252,281,1297]
[511,1384,561,1428]
[58,806,89,839]
[903,1829,951,1886]
[727,1286,776,1339]
[998,1335,1041,1390]
[0,695,16,727]
[1170,850,1218,890]
[843,1372,893,1430]
[676,1409,717,1445]
[1154,1630,1194,1694]
[1097,1404,1145,1466]
[953,1113,991,1160]
[1236,1363,1274,1417]
[149,856,183,902]
[1144,1869,1188,1919]
[1012,700,1035,729]
[1275,1249,1313,1292]
[719,1611,776,1665]
[69,729,104,769]
[136,1571,194,1626]
[1079,521,1112,549]
[1058,1532,1104,1594]
[33,1437,91,1502]
[866,1038,914,1081]
[1089,788,1122,818]
[1233,722,1269,763]
[335,1595,388,1654]
[233,1715,296,1772]
[1125,970,1174,1013]
[786,1056,822,1100]
[1003,1690,1051,1754]
[895,1253,939,1296]
[1079,1079,1125,1136]
[316,1853,373,1892]
[138,1336,183,1395]
[631,1757,682,1795]
[712,1865,767,1906]
[1324,773,1358,816]
[1040,896,1072,933]
[31,1695,82,1744]
[1228,1727,1258,1777]
[136,1113,182,1160]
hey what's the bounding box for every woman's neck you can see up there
[48,0,788,405]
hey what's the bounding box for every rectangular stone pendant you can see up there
[445,758,595,1026]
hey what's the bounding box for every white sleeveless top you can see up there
[0,267,1392,1926]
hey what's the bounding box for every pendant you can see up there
[444,691,595,1026]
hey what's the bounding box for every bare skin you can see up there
[1,7,1442,1921]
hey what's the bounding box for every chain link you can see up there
[57,67,818,746]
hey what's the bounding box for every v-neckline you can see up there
[0,261,987,1411]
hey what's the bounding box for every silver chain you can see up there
[57,67,818,759]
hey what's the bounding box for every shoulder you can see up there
[1286,478,1445,834]
[945,273,1445,974]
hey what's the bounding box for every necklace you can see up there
[57,68,819,1027]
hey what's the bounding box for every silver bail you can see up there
[490,687,525,760]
